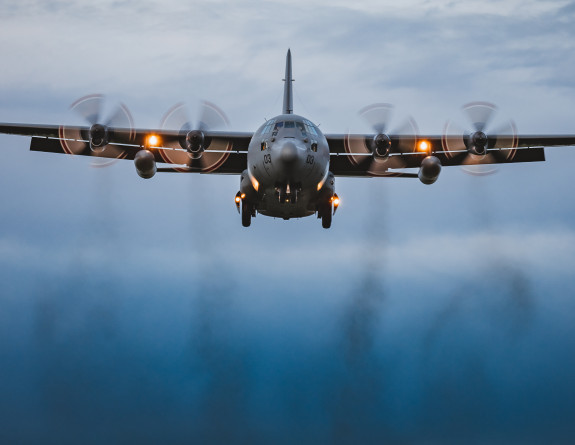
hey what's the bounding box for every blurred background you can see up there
[1,1,575,443]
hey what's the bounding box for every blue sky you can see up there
[1,1,575,443]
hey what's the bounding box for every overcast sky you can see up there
[1,1,575,443]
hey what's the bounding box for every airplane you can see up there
[1,49,575,228]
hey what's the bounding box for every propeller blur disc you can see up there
[60,94,134,167]
[443,102,517,176]
[345,103,418,176]
[159,101,232,172]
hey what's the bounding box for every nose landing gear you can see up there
[276,183,300,204]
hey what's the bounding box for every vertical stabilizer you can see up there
[283,49,293,115]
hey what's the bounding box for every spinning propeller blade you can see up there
[443,102,517,176]
[345,103,418,176]
[61,94,134,167]
[159,101,232,172]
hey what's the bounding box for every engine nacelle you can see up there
[183,130,205,158]
[373,133,391,157]
[134,149,156,179]
[418,155,442,185]
[89,124,109,150]
[467,130,488,156]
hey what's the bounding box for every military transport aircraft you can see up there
[1,50,574,228]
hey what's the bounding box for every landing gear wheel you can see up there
[241,201,252,227]
[321,203,332,229]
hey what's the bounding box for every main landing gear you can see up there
[320,202,332,228]
[236,191,255,227]
[317,194,340,229]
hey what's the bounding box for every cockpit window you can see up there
[261,119,276,135]
[304,119,318,136]
[271,120,317,136]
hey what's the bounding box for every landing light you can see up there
[235,191,242,214]
[418,140,431,152]
[331,194,340,207]
[250,175,259,192]
[331,194,340,215]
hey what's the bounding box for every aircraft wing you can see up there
[0,123,252,174]
[325,134,575,177]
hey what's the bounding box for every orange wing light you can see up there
[418,140,431,153]
[146,134,160,148]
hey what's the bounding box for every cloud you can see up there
[2,0,574,117]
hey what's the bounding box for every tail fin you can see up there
[283,49,293,115]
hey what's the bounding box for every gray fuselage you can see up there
[245,114,331,219]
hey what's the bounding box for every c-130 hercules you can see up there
[1,50,575,228]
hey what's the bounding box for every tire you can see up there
[241,201,251,227]
[321,203,332,229]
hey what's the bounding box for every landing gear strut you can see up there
[277,183,299,204]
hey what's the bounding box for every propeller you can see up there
[60,94,135,168]
[158,101,232,172]
[345,103,419,176]
[442,102,518,176]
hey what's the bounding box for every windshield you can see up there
[261,119,276,135]
[268,119,320,137]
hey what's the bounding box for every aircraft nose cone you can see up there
[280,141,298,165]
